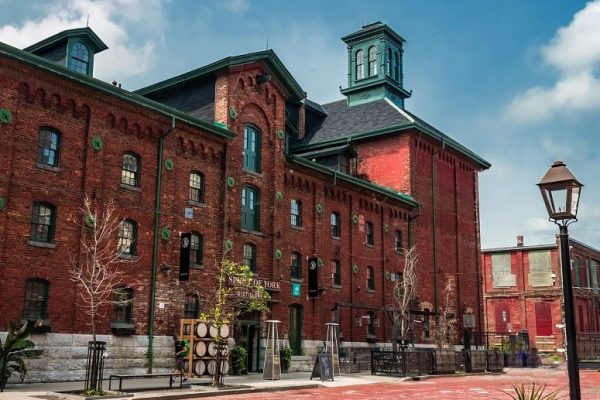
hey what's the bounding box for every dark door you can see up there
[289,304,303,355]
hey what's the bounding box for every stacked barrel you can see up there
[179,319,231,378]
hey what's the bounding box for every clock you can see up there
[309,261,317,270]
[182,237,190,248]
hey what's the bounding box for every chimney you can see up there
[516,235,524,247]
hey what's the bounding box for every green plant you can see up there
[232,346,248,370]
[280,347,292,365]
[0,321,43,392]
[504,383,565,400]
[83,388,106,396]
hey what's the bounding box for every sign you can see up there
[463,313,475,328]
[291,283,301,297]
[310,352,334,381]
[179,232,191,281]
[228,276,281,291]
[308,257,318,297]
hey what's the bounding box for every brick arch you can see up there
[106,113,116,127]
[239,102,272,136]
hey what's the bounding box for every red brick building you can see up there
[482,236,600,354]
[0,22,489,379]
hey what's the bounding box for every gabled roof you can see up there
[341,21,406,45]
[291,98,491,170]
[294,143,357,160]
[135,50,305,104]
[24,27,108,54]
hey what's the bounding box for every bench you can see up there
[108,373,184,392]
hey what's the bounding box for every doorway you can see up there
[235,320,261,372]
[289,304,303,355]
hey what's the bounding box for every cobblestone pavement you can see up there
[207,368,600,400]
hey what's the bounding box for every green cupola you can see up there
[24,27,108,77]
[340,22,411,108]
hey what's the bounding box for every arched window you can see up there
[243,243,257,273]
[241,186,260,231]
[331,212,341,238]
[387,48,392,76]
[368,46,377,77]
[291,252,302,279]
[23,278,49,320]
[30,202,56,243]
[395,230,403,252]
[332,260,341,286]
[68,42,90,74]
[118,219,137,255]
[355,49,364,80]
[394,51,400,81]
[121,152,140,187]
[190,232,204,267]
[113,287,133,323]
[189,172,205,203]
[291,199,302,227]
[183,293,200,318]
[367,266,375,291]
[365,221,374,246]
[37,127,60,167]
[243,125,261,172]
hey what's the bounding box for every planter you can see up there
[280,349,292,373]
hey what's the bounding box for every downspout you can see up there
[432,141,445,312]
[148,116,176,372]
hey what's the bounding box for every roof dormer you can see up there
[341,22,411,108]
[23,27,108,77]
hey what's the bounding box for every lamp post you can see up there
[537,160,583,400]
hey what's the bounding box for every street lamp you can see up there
[537,160,583,400]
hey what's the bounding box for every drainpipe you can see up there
[148,116,176,372]
[431,142,442,312]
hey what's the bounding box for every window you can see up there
[394,51,400,81]
[367,311,376,336]
[118,219,137,256]
[491,253,515,288]
[291,252,302,279]
[495,303,511,333]
[243,243,257,273]
[243,125,261,172]
[37,128,60,167]
[189,172,205,203]
[121,152,140,187]
[332,260,341,286]
[535,302,553,336]
[241,186,260,231]
[528,250,552,287]
[113,287,133,323]
[367,266,375,291]
[183,293,200,319]
[395,230,403,252]
[23,278,49,320]
[30,202,56,243]
[331,212,341,238]
[355,50,364,80]
[368,46,377,77]
[291,199,302,227]
[387,48,392,76]
[68,41,90,74]
[365,221,374,246]
[190,233,203,267]
[423,308,431,339]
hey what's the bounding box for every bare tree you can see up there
[390,246,419,350]
[200,257,270,387]
[433,275,458,350]
[69,197,138,341]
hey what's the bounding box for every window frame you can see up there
[121,152,140,188]
[241,185,260,231]
[243,243,257,273]
[367,266,375,291]
[113,287,133,323]
[365,221,374,246]
[332,259,341,286]
[68,41,90,74]
[355,49,365,80]
[118,219,137,256]
[183,293,200,319]
[189,172,205,203]
[291,199,302,227]
[395,230,403,253]
[243,125,261,172]
[30,202,56,243]
[331,212,341,238]
[37,127,60,168]
[291,251,302,280]
[368,46,377,77]
[190,232,204,267]
[23,278,49,321]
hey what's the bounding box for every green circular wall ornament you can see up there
[85,214,95,228]
[0,108,13,124]
[161,227,171,240]
[315,203,323,214]
[224,239,234,252]
[227,176,235,188]
[229,107,238,120]
[385,271,391,280]
[352,264,359,274]
[0,196,6,211]
[275,249,282,260]
[352,214,359,224]
[383,223,389,233]
[317,258,323,267]
[164,158,174,171]
[275,191,283,201]
[91,136,103,151]
[277,129,285,140]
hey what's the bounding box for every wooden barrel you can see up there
[207,341,217,356]
[220,345,229,356]
[207,360,229,375]
[220,324,230,338]
[183,323,192,336]
[196,321,208,337]
[183,359,190,373]
[221,360,230,375]
[194,341,206,357]
[208,324,219,338]
[193,359,206,376]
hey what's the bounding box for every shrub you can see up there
[0,321,43,392]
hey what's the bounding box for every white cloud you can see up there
[525,217,555,233]
[507,0,600,123]
[0,0,166,82]
[220,0,249,14]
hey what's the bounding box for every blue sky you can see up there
[1,0,599,250]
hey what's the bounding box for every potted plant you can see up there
[231,346,248,375]
[0,321,43,392]
[280,347,292,373]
